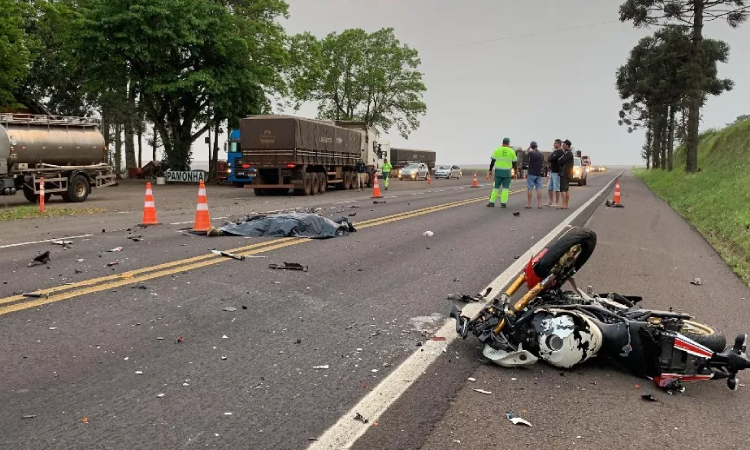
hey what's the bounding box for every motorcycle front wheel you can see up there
[680,320,726,353]
[533,227,597,282]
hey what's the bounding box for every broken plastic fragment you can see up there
[690,277,702,286]
[641,394,657,402]
[505,411,532,427]
[268,262,308,272]
[108,247,123,252]
[223,307,237,312]
[467,377,476,382]
[423,231,434,237]
[210,249,246,261]
[354,412,369,424]
[156,393,165,398]
[313,365,329,369]
[473,389,492,395]
[21,414,37,419]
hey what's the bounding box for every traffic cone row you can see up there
[139,180,214,230]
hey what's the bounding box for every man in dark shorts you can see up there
[557,139,574,209]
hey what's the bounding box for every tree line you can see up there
[616,0,748,172]
[0,0,427,179]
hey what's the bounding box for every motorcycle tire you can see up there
[533,227,597,281]
[680,320,726,353]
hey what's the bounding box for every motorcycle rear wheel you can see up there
[533,228,597,283]
[680,320,726,353]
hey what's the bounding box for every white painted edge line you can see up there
[307,171,622,450]
[0,234,94,250]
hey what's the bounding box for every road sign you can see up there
[165,171,205,183]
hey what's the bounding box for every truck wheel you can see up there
[23,187,51,204]
[311,173,320,195]
[318,173,327,194]
[343,172,352,190]
[63,174,90,202]
[303,172,313,195]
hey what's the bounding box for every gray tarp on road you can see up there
[218,213,356,239]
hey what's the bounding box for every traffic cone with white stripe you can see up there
[192,180,211,234]
[371,172,383,199]
[471,173,479,188]
[613,179,622,204]
[139,182,161,226]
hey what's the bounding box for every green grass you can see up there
[0,205,106,222]
[635,117,750,285]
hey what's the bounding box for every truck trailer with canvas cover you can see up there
[239,115,387,196]
[0,113,116,203]
[389,148,436,176]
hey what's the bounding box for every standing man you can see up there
[546,139,564,207]
[486,137,517,208]
[355,160,367,191]
[381,159,392,190]
[557,139,574,209]
[525,141,544,209]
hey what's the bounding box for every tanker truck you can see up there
[0,114,116,203]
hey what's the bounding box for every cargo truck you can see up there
[226,129,255,187]
[0,113,116,203]
[389,148,436,177]
[239,115,388,196]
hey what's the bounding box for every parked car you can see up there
[570,157,588,186]
[434,164,462,179]
[399,163,429,181]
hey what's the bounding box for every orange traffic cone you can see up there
[371,173,383,198]
[471,173,479,188]
[139,182,161,226]
[485,172,490,182]
[427,173,431,185]
[613,179,622,204]
[192,179,211,234]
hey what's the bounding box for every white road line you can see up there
[308,172,621,450]
[0,234,94,250]
[168,216,228,225]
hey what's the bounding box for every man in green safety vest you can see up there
[382,159,393,190]
[486,137,517,208]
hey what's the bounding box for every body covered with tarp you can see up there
[218,213,355,239]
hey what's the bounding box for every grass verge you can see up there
[634,118,750,285]
[0,205,106,222]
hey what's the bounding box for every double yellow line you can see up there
[0,190,522,316]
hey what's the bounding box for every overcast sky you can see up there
[193,0,749,167]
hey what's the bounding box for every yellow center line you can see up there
[0,188,523,316]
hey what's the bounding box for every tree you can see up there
[619,0,748,172]
[288,27,427,139]
[0,0,33,109]
[616,25,732,170]
[79,0,289,171]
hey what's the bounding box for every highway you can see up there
[1,171,749,450]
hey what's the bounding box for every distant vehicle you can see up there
[434,164,462,179]
[390,148,436,175]
[226,129,255,187]
[398,163,429,181]
[570,157,588,186]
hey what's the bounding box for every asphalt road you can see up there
[1,171,630,449]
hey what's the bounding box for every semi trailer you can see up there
[239,115,388,196]
[0,114,116,203]
[388,148,436,175]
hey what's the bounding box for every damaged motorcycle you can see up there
[450,227,750,393]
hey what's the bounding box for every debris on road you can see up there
[222,335,228,339]
[21,414,37,419]
[641,394,658,402]
[157,393,165,398]
[221,356,227,360]
[214,213,356,239]
[268,262,308,272]
[423,231,434,237]
[223,307,238,312]
[107,262,118,267]
[505,411,532,427]
[373,201,386,204]
[22,292,49,299]
[210,249,246,261]
[690,277,703,286]
[467,377,476,382]
[513,212,520,217]
[605,199,625,208]
[28,251,50,267]
[108,247,124,252]
[473,389,492,395]
[313,365,330,369]
[135,371,143,375]
[447,293,484,302]
[157,337,164,341]
[176,335,183,343]
[51,240,72,247]
[354,413,369,424]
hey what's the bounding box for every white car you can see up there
[434,164,462,179]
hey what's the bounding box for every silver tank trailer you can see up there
[0,117,106,168]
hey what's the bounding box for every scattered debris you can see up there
[108,247,123,252]
[157,393,165,398]
[514,255,520,260]
[51,240,72,247]
[313,365,330,369]
[223,307,238,312]
[513,212,520,217]
[268,262,308,272]
[373,201,386,204]
[354,413,369,424]
[423,231,434,237]
[210,249,246,261]
[447,293,484,302]
[28,251,50,267]
[430,336,446,341]
[21,414,37,419]
[348,213,357,217]
[157,337,164,341]
[605,199,624,208]
[473,389,492,395]
[690,278,702,286]
[641,394,657,402]
[221,356,227,360]
[506,411,532,427]
[127,235,143,242]
[135,371,143,375]
[22,292,49,299]
[107,262,118,267]
[222,335,228,339]
[176,335,183,343]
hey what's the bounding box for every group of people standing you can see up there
[487,138,575,210]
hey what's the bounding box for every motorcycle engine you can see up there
[531,309,603,369]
